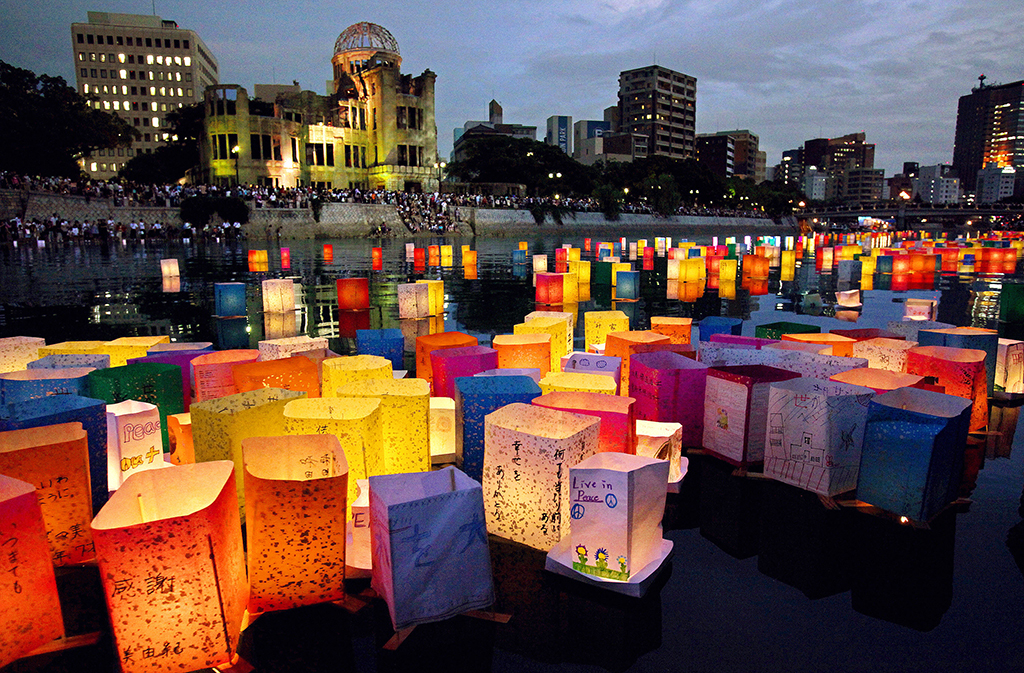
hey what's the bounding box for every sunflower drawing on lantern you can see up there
[618,555,628,573]
[595,548,609,570]
[576,544,588,565]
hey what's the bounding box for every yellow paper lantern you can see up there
[321,354,393,397]
[539,371,618,395]
[492,333,552,376]
[515,317,570,373]
[37,341,106,359]
[415,279,445,316]
[429,397,457,464]
[852,338,918,372]
[101,336,171,368]
[335,377,431,475]
[584,311,630,352]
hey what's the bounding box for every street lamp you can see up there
[231,145,240,187]
[433,161,446,190]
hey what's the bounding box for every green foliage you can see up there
[446,136,595,196]
[641,173,683,217]
[179,196,249,227]
[0,60,139,176]
[119,102,204,183]
[592,183,623,221]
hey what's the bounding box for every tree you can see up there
[0,60,138,176]
[446,135,595,196]
[120,102,204,183]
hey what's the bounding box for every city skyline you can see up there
[3,0,1023,179]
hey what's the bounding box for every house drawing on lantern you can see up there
[199,22,438,191]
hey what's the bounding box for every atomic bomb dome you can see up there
[333,22,400,59]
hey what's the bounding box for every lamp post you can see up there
[231,145,240,188]
[433,160,446,192]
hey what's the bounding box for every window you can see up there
[127,55,134,64]
[146,38,152,47]
[77,34,84,43]
[361,146,366,168]
[185,73,192,82]
[100,69,107,78]
[81,68,88,78]
[345,145,352,168]
[116,36,123,46]
[164,39,171,48]
[129,71,136,80]
[133,117,140,126]
[144,133,151,142]
[183,40,189,49]
[174,39,180,49]
[78,52,85,61]
[291,137,298,163]
[106,36,113,45]
[87,35,94,44]
[119,69,127,79]
[127,37,133,46]
[184,56,191,66]
[131,87,138,96]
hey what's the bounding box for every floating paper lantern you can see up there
[535,272,564,304]
[101,336,171,368]
[561,352,621,393]
[430,346,499,398]
[905,298,938,321]
[398,283,431,319]
[837,289,862,308]
[455,375,541,482]
[372,246,383,270]
[562,272,579,304]
[630,350,709,447]
[166,413,193,465]
[160,258,180,277]
[429,397,457,464]
[28,353,110,370]
[483,403,600,550]
[764,378,874,497]
[514,318,569,373]
[428,245,441,266]
[321,354,393,397]
[996,338,1024,393]
[0,423,94,566]
[464,263,479,280]
[415,332,478,385]
[88,362,184,453]
[91,462,247,673]
[885,319,954,341]
[149,341,216,353]
[242,434,348,614]
[215,282,247,317]
[105,400,167,493]
[369,467,494,631]
[356,328,404,370]
[569,259,591,284]
[756,322,821,341]
[830,328,903,342]
[259,335,329,362]
[635,420,685,489]
[127,350,209,410]
[829,367,926,393]
[918,326,999,394]
[563,452,668,581]
[742,254,770,280]
[906,345,988,431]
[192,388,307,518]
[697,316,743,342]
[858,387,971,521]
[264,310,298,340]
[533,254,549,274]
[280,247,291,269]
[540,371,618,395]
[336,277,370,311]
[335,377,431,476]
[345,479,372,578]
[415,279,445,316]
[781,333,857,358]
[615,271,640,300]
[702,365,802,468]
[192,349,261,401]
[708,334,778,350]
[533,391,636,454]
[232,355,321,398]
[650,317,692,345]
[603,331,671,396]
[0,336,45,373]
[852,337,918,372]
[36,340,106,359]
[492,334,552,376]
[0,367,93,406]
[262,278,296,314]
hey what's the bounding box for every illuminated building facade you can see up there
[617,65,697,160]
[953,77,1024,194]
[71,11,219,180]
[200,22,438,191]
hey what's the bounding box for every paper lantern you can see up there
[242,433,348,614]
[429,397,457,464]
[280,247,291,269]
[701,344,868,381]
[91,462,247,673]
[533,254,549,274]
[101,336,170,368]
[852,337,918,372]
[415,279,445,316]
[337,277,370,310]
[568,259,591,284]
[105,400,167,492]
[603,331,671,396]
[232,355,321,398]
[192,388,307,518]
[355,328,403,370]
[214,282,247,317]
[415,332,478,385]
[561,272,579,304]
[763,378,875,496]
[561,352,621,394]
[906,345,988,431]
[514,318,569,373]
[27,353,110,370]
[532,391,636,454]
[0,422,94,566]
[192,349,260,401]
[0,473,64,668]
[829,366,927,393]
[36,340,105,359]
[369,467,494,631]
[343,479,372,579]
[0,336,45,373]
[742,254,770,280]
[630,350,709,447]
[756,321,821,340]
[321,354,392,397]
[259,335,329,362]
[905,298,938,320]
[482,403,600,550]
[593,261,613,285]
[918,326,999,394]
[398,283,431,319]
[127,350,208,410]
[539,371,618,396]
[492,334,552,376]
[323,243,334,262]
[858,387,972,521]
[615,271,640,300]
[457,375,544,483]
[335,377,431,476]
[535,272,564,304]
[697,316,742,342]
[372,246,383,270]
[708,334,778,350]
[430,346,499,398]
[837,289,862,308]
[885,319,954,341]
[561,452,668,581]
[781,333,857,358]
[0,367,93,406]
[830,328,903,342]
[262,278,296,314]
[996,338,1024,393]
[649,316,692,345]
[635,420,686,490]
[702,365,802,468]
[166,413,193,465]
[88,362,184,453]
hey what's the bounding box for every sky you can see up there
[3,0,1024,178]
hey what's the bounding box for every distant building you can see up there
[695,134,734,179]
[617,65,696,160]
[774,149,804,188]
[820,133,877,203]
[953,76,1024,193]
[198,22,438,191]
[803,166,827,201]
[976,162,1017,204]
[842,167,885,204]
[572,120,611,161]
[452,99,536,162]
[71,11,219,179]
[713,130,765,182]
[914,164,960,204]
[545,115,572,154]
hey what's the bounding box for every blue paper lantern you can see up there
[356,328,405,370]
[454,375,541,482]
[698,316,743,342]
[616,271,640,300]
[215,282,247,317]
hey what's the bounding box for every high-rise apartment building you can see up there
[617,65,696,160]
[713,130,765,182]
[695,134,734,179]
[71,11,218,179]
[953,77,1024,193]
[914,164,960,204]
[545,116,572,154]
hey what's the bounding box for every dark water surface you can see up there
[1,233,1023,673]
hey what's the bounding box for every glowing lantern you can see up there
[533,254,549,274]
[127,350,208,409]
[708,334,778,349]
[215,283,247,316]
[91,462,247,673]
[702,365,802,468]
[540,371,618,395]
[415,332,478,385]
[28,353,109,370]
[166,413,193,465]
[192,349,260,401]
[615,271,640,299]
[455,375,541,483]
[515,318,569,373]
[261,278,295,315]
[0,336,45,373]
[264,310,298,339]
[905,345,988,431]
[837,289,862,308]
[611,262,632,286]
[905,298,938,320]
[101,336,170,368]
[89,363,184,453]
[398,283,431,319]
[428,244,441,266]
[336,378,431,475]
[369,467,494,631]
[0,367,93,406]
[105,400,167,492]
[372,246,383,270]
[830,328,902,342]
[829,367,926,393]
[280,247,291,269]
[604,331,671,395]
[415,279,445,315]
[430,346,498,398]
[243,434,348,614]
[321,243,333,263]
[885,319,954,341]
[429,397,457,464]
[535,272,564,304]
[996,338,1024,393]
[558,453,668,583]
[697,316,743,341]
[533,391,635,454]
[192,388,307,518]
[766,340,832,355]
[892,255,912,274]
[857,388,971,521]
[492,334,552,376]
[37,341,105,359]
[356,328,404,370]
[525,309,574,353]
[763,378,874,496]
[248,249,270,272]
[650,316,693,345]
[781,333,857,358]
[483,403,600,550]
[321,354,393,396]
[584,311,629,351]
[918,326,998,394]
[742,254,770,280]
[756,322,820,340]
[630,350,709,447]
[0,474,64,668]
[561,352,621,394]
[231,355,321,398]
[336,277,370,311]
[344,479,372,578]
[635,420,686,490]
[851,337,918,371]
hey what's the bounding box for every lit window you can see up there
[90,162,97,171]
[113,101,120,110]
[83,83,90,93]
[152,117,159,127]
[148,71,154,80]
[175,72,181,81]
[160,86,166,96]
[119,69,127,79]
[118,53,126,63]
[146,54,154,64]
[102,85,109,94]
[103,101,110,109]
[90,53,97,62]
[149,86,156,95]
[78,52,85,61]
[157,55,163,65]
[101,163,107,171]
[162,133,169,141]
[183,56,191,66]
[121,85,127,94]
[124,100,129,109]
[100,54,106,63]
[177,87,183,97]
[174,56,181,65]
[151,102,158,111]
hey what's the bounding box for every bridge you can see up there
[797,202,1024,229]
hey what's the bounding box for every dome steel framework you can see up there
[333,22,400,57]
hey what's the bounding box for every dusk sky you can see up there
[3,0,1024,178]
